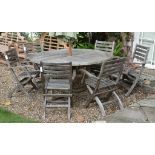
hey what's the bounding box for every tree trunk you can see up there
[120,32,134,61]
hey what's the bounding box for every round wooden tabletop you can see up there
[28,49,112,66]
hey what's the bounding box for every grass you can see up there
[0,107,38,123]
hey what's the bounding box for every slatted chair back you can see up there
[23,41,43,58]
[4,48,25,86]
[95,40,115,55]
[0,35,9,55]
[40,62,72,81]
[95,57,126,90]
[4,48,20,67]
[132,44,149,65]
[41,33,64,51]
[99,57,125,78]
[4,48,38,98]
[122,44,150,97]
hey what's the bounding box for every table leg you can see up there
[72,69,76,81]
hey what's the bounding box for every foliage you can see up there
[113,40,123,57]
[74,32,94,49]
[20,32,41,42]
[0,107,37,123]
[76,42,94,49]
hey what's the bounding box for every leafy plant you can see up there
[113,40,123,57]
[20,32,41,42]
[76,42,94,49]
[74,32,94,49]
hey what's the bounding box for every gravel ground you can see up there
[0,64,153,123]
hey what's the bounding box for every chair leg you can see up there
[86,83,106,116]
[8,85,18,98]
[68,97,71,121]
[43,98,46,120]
[125,79,138,97]
[8,83,30,99]
[95,96,106,117]
[81,73,86,84]
[104,92,112,101]
[112,91,124,110]
[85,96,94,108]
[19,84,32,101]
[85,85,94,108]
[30,80,38,90]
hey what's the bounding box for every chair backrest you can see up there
[41,33,64,51]
[95,40,115,55]
[132,44,150,65]
[4,48,24,83]
[99,57,126,82]
[23,41,42,57]
[40,62,72,88]
[4,48,20,67]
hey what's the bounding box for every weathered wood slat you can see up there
[96,44,114,48]
[136,44,149,50]
[134,51,146,58]
[136,48,148,54]
[104,61,125,68]
[95,41,113,44]
[43,66,72,70]
[43,94,72,97]
[102,67,122,75]
[46,104,68,108]
[95,47,113,52]
[134,55,145,62]
[44,70,71,75]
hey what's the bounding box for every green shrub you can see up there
[113,40,123,57]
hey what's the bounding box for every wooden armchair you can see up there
[80,57,126,117]
[90,40,115,76]
[4,48,39,99]
[122,44,150,96]
[40,61,72,120]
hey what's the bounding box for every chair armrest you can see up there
[21,60,31,65]
[11,65,38,71]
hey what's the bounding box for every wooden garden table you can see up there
[28,48,112,66]
[28,49,112,93]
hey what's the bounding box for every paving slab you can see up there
[96,107,148,123]
[96,95,155,123]
[141,107,155,122]
[131,95,155,108]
